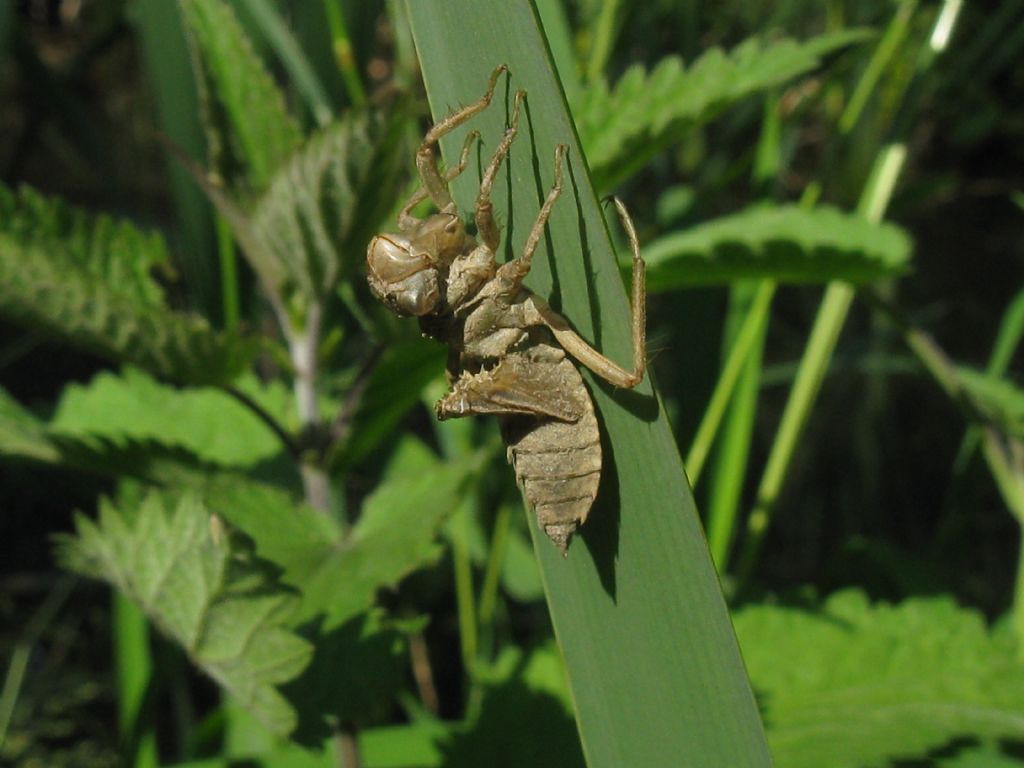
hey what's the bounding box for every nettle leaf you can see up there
[0,184,256,384]
[50,367,289,469]
[179,0,302,194]
[0,384,224,485]
[207,437,471,630]
[957,367,1024,439]
[0,387,59,464]
[641,204,911,291]
[251,109,407,298]
[57,493,313,735]
[0,183,170,304]
[735,590,1024,768]
[574,30,872,190]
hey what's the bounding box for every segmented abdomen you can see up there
[501,357,601,554]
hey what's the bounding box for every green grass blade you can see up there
[954,287,1024,470]
[235,0,334,126]
[135,0,218,315]
[113,595,158,768]
[686,281,775,485]
[404,3,771,765]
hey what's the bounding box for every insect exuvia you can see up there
[367,66,646,554]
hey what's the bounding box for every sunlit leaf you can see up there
[57,493,313,735]
[736,590,1024,768]
[574,30,873,191]
[642,204,912,291]
[0,184,256,385]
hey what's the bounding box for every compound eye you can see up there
[367,234,431,283]
[392,270,441,316]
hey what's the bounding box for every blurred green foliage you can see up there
[0,0,1023,766]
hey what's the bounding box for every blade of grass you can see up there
[705,282,772,571]
[954,287,1024,471]
[686,281,776,485]
[114,594,158,768]
[235,0,334,126]
[135,0,218,316]
[322,0,368,107]
[0,577,76,752]
[736,0,963,586]
[405,3,771,766]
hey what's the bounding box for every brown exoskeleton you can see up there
[367,66,646,554]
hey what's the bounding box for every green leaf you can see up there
[206,438,471,630]
[0,183,256,384]
[0,384,225,485]
[405,3,771,766]
[437,643,583,767]
[642,204,912,291]
[957,367,1024,440]
[0,387,60,464]
[330,339,446,473]
[573,30,873,191]
[57,493,314,735]
[50,367,288,469]
[250,109,408,298]
[0,183,171,304]
[735,590,1024,768]
[179,0,303,194]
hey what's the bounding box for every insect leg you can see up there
[399,131,479,230]
[526,198,646,389]
[416,64,507,212]
[497,144,566,290]
[474,90,525,252]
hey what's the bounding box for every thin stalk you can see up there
[222,385,299,457]
[736,144,908,585]
[839,0,918,134]
[322,0,367,107]
[0,577,75,750]
[863,289,1024,650]
[686,282,776,485]
[336,730,362,768]
[408,631,440,714]
[291,302,332,513]
[114,595,158,768]
[452,499,478,675]
[477,502,512,632]
[1016,524,1024,657]
[585,0,622,82]
[216,216,240,330]
[955,287,1024,470]
[237,0,333,126]
[706,284,771,571]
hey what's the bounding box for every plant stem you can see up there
[291,302,332,513]
[223,385,300,458]
[686,282,776,485]
[735,142,908,584]
[585,0,621,82]
[839,0,918,134]
[706,283,771,571]
[478,502,512,637]
[114,595,159,768]
[452,498,478,674]
[336,729,363,768]
[216,216,240,330]
[0,577,75,752]
[322,0,367,107]
[238,0,334,126]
